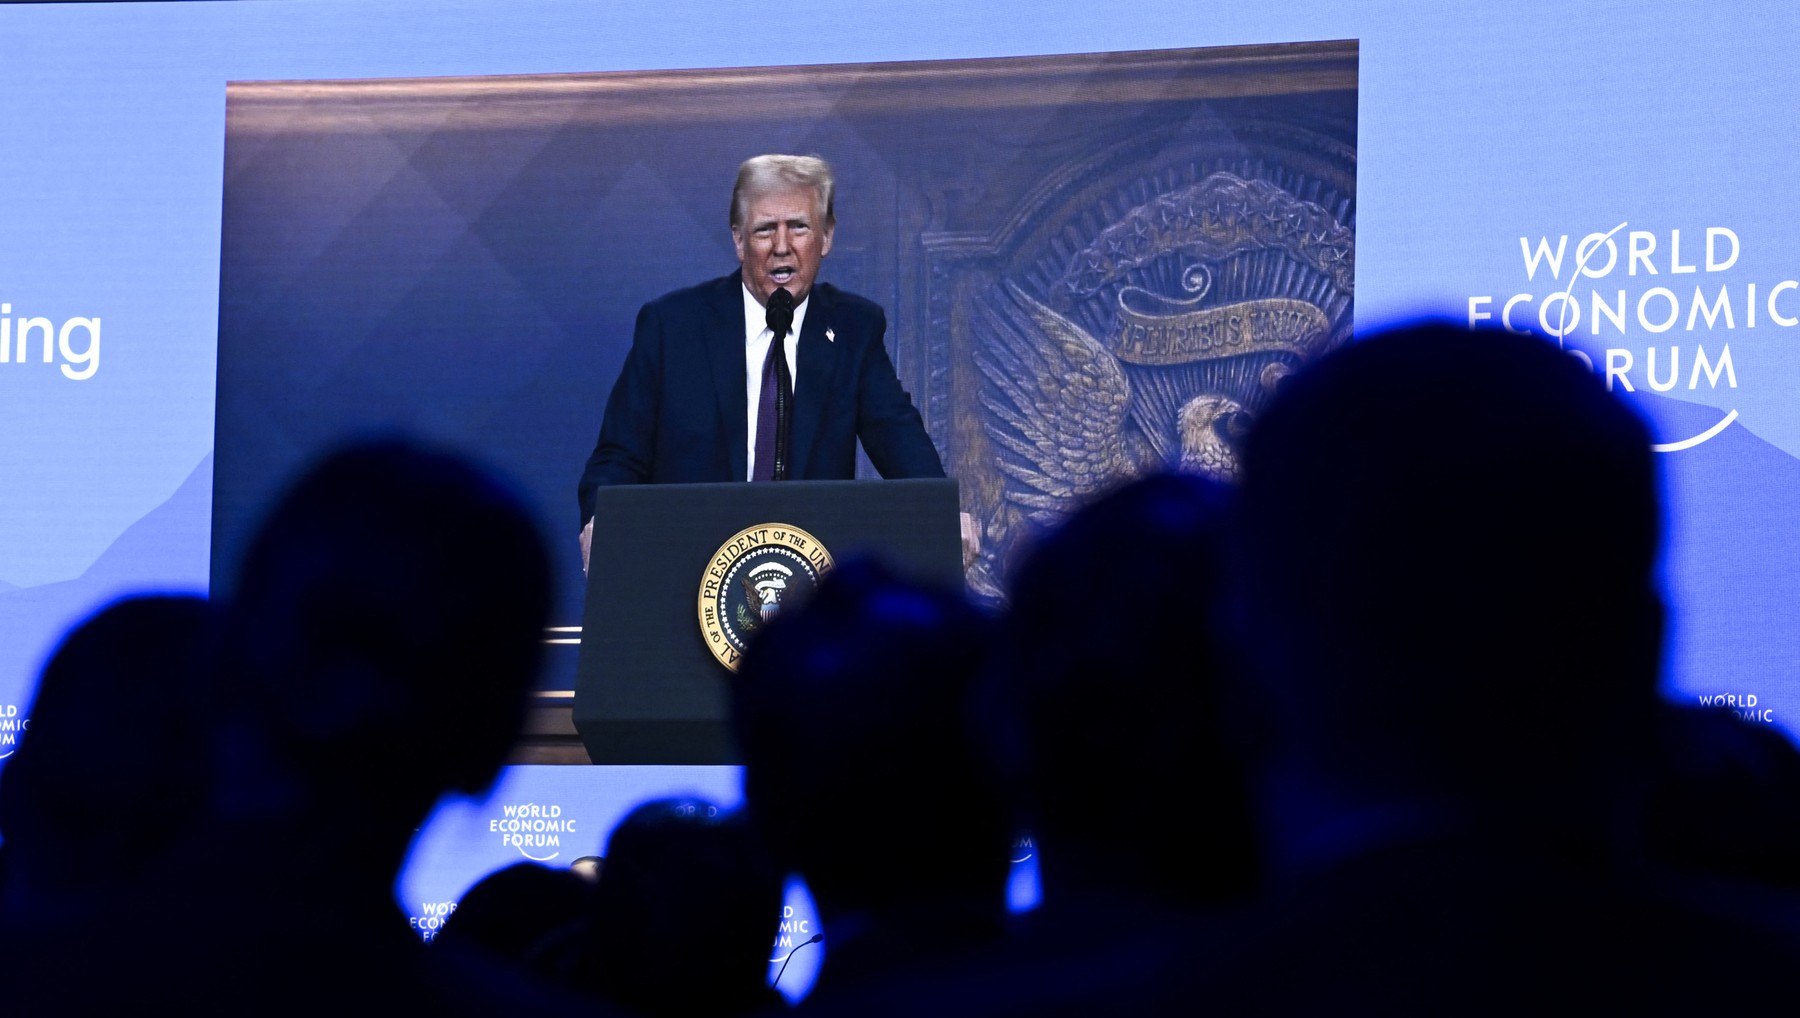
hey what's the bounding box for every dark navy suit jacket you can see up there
[578,271,944,525]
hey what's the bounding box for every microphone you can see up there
[762,286,796,480]
[773,932,824,990]
[766,286,795,339]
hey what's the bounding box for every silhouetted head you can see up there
[225,439,551,818]
[435,862,592,962]
[576,798,781,1016]
[1645,704,1800,887]
[0,595,218,903]
[998,472,1255,906]
[1235,321,1661,804]
[732,560,1008,920]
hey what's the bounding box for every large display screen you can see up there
[2,1,1796,999]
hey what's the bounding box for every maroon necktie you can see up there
[753,288,795,481]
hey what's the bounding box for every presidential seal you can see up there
[697,523,834,672]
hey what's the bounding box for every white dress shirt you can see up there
[742,283,809,481]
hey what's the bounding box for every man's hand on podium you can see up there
[581,517,594,576]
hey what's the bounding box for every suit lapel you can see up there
[789,284,840,478]
[707,272,749,482]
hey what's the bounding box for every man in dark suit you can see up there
[578,154,963,568]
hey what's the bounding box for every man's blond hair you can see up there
[730,154,836,232]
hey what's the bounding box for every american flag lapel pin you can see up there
[825,327,835,343]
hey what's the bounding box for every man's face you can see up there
[733,185,834,308]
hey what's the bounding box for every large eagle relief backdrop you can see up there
[917,59,1356,595]
[215,41,1356,671]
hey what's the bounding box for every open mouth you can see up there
[769,266,796,285]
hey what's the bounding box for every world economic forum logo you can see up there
[1695,692,1775,725]
[1470,221,1795,452]
[488,801,576,862]
[0,705,26,760]
[409,900,457,941]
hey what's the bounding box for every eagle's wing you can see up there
[975,282,1135,528]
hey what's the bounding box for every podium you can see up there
[573,478,963,764]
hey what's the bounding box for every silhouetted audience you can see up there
[1645,702,1800,887]
[211,439,570,1010]
[4,439,584,1014]
[0,595,220,931]
[997,472,1254,915]
[732,561,1010,1006]
[855,473,1261,1017]
[11,326,1800,1016]
[1218,320,1796,1011]
[560,797,784,1015]
[222,441,551,824]
[435,862,593,964]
